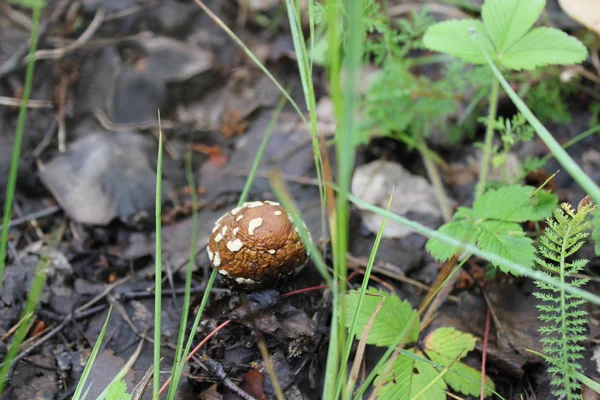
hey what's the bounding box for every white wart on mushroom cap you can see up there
[207,201,309,288]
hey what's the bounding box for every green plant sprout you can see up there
[476,112,534,184]
[533,198,596,399]
[422,0,588,200]
[344,288,496,399]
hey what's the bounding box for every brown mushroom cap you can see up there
[207,200,309,289]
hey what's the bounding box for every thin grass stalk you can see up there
[193,0,308,127]
[71,306,113,400]
[284,0,328,250]
[0,222,65,396]
[330,0,365,397]
[336,195,393,399]
[473,31,600,204]
[321,1,344,398]
[346,192,600,305]
[0,2,42,295]
[474,78,499,200]
[153,116,164,398]
[166,149,199,399]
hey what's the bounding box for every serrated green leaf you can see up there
[376,349,447,400]
[442,360,495,397]
[530,189,559,221]
[481,0,545,54]
[343,288,419,346]
[424,327,476,360]
[501,27,588,71]
[425,220,478,262]
[473,185,554,222]
[478,220,536,273]
[105,379,132,400]
[422,20,496,65]
[423,327,495,398]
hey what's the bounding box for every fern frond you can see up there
[533,199,596,400]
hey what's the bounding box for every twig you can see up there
[131,363,154,400]
[93,109,174,132]
[121,285,229,300]
[0,96,53,108]
[0,0,72,79]
[24,7,105,62]
[198,354,258,400]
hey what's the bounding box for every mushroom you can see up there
[207,200,310,290]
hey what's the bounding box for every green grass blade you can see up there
[166,149,199,400]
[0,2,42,295]
[72,306,114,400]
[285,0,328,254]
[346,192,600,305]
[575,372,600,395]
[473,32,600,204]
[338,194,393,399]
[193,0,307,127]
[153,116,164,398]
[0,222,64,396]
[325,0,366,397]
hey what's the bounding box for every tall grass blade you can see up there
[475,34,600,203]
[153,114,164,398]
[0,222,64,396]
[338,194,393,399]
[0,2,43,295]
[284,0,328,251]
[346,192,600,305]
[166,149,199,400]
[72,306,114,400]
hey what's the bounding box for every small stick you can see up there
[198,355,258,400]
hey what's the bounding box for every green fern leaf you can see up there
[533,200,596,399]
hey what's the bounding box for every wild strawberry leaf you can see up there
[424,327,495,398]
[375,349,447,400]
[422,20,496,65]
[478,220,536,273]
[481,0,545,54]
[343,288,419,346]
[425,220,479,262]
[501,27,588,71]
[473,185,555,222]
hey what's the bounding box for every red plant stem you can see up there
[282,284,330,297]
[282,270,360,297]
[480,307,491,400]
[158,319,232,395]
